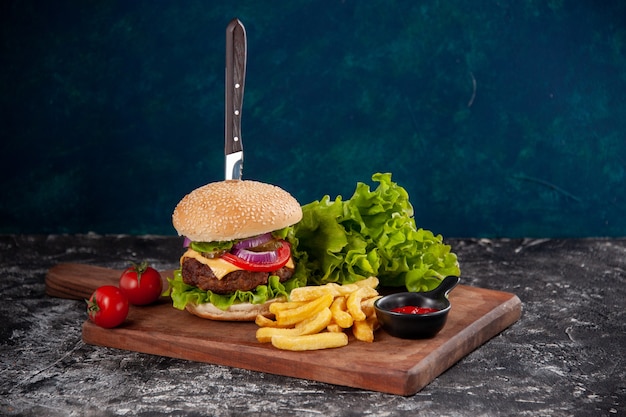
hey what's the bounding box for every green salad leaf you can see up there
[165,227,306,311]
[166,264,307,311]
[290,172,460,292]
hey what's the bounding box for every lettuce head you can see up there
[290,173,460,292]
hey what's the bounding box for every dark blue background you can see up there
[2,0,625,238]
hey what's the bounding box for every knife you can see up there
[224,18,247,180]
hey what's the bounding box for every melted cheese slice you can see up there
[181,248,294,280]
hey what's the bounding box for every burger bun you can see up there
[172,179,302,242]
[185,297,286,321]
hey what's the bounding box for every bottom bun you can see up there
[185,297,286,321]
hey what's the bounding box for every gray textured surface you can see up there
[1,235,625,416]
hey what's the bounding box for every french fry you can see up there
[257,308,332,343]
[355,276,379,289]
[330,296,354,328]
[335,276,379,296]
[256,326,303,343]
[352,316,379,343]
[271,332,349,351]
[326,323,343,333]
[255,314,281,328]
[367,315,380,331]
[294,307,332,334]
[347,286,378,321]
[352,320,373,342]
[275,293,334,326]
[360,295,382,318]
[256,278,382,350]
[269,300,308,315]
[289,283,340,301]
[335,282,360,296]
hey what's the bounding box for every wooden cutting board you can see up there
[45,263,522,395]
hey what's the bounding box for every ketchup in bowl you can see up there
[374,276,460,338]
[391,306,439,315]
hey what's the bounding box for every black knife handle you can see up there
[225,18,246,155]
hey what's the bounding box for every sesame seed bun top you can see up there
[172,179,302,242]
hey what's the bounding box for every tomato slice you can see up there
[221,240,291,272]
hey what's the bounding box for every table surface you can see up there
[1,234,624,417]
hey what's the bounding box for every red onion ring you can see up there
[230,246,279,264]
[233,233,273,250]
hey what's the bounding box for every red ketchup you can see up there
[391,306,439,315]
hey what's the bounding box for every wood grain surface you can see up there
[46,263,522,395]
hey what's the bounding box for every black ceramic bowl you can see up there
[374,275,460,339]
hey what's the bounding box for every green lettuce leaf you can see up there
[291,172,460,291]
[166,264,308,311]
[166,227,307,310]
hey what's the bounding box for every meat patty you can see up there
[181,257,294,294]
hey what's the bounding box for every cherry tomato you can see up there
[86,285,129,328]
[119,261,163,305]
[221,240,291,272]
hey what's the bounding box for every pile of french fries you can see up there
[255,276,381,351]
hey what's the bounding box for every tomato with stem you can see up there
[119,261,163,305]
[86,285,129,328]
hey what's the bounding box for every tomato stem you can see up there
[130,261,149,284]
[85,297,100,313]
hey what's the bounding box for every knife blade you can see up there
[224,18,247,180]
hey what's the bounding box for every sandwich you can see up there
[168,179,305,321]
